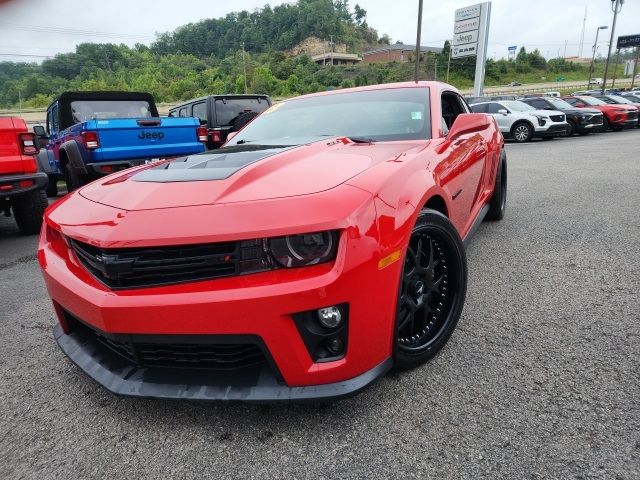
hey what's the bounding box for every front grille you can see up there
[550,114,565,122]
[67,312,271,371]
[71,239,241,289]
[628,111,639,121]
[585,114,603,124]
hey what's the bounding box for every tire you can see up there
[45,177,58,197]
[511,122,533,143]
[486,151,507,221]
[603,116,611,131]
[564,120,576,137]
[393,209,467,369]
[64,163,85,193]
[231,111,258,132]
[11,189,48,235]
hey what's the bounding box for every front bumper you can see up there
[576,121,605,133]
[54,323,392,403]
[535,124,569,138]
[39,188,404,400]
[0,172,48,197]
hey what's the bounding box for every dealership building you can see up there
[363,44,443,64]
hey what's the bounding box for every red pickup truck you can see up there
[0,117,48,234]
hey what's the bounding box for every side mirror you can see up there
[497,109,509,115]
[226,131,239,142]
[33,125,47,137]
[447,113,492,141]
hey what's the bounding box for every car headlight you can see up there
[533,114,547,126]
[269,231,339,268]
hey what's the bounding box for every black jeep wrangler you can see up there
[169,94,272,150]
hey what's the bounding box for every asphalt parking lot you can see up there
[1,131,639,479]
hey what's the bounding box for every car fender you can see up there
[36,148,58,175]
[59,141,88,175]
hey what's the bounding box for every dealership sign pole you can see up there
[452,2,492,96]
[617,34,640,90]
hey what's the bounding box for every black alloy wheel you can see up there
[394,210,467,369]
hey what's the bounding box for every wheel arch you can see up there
[510,119,535,136]
[59,141,88,175]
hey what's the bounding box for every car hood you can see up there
[79,139,425,211]
[564,108,601,116]
[528,109,566,117]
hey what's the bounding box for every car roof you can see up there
[169,94,271,111]
[283,81,459,103]
[53,91,155,104]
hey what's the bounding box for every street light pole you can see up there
[602,0,624,94]
[414,0,423,83]
[588,26,608,88]
[240,42,247,94]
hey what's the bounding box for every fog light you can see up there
[326,338,344,355]
[317,306,342,329]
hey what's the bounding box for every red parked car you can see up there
[39,82,506,402]
[562,95,638,131]
[0,117,48,234]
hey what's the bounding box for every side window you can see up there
[47,103,59,135]
[531,99,548,109]
[168,110,177,118]
[487,103,505,114]
[470,103,487,113]
[441,91,467,132]
[455,94,471,113]
[178,107,188,117]
[565,98,578,106]
[192,102,207,124]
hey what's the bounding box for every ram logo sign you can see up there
[453,44,478,57]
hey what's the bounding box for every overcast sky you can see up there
[0,0,638,63]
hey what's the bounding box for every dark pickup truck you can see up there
[169,94,271,149]
[35,91,207,194]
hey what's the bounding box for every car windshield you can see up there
[594,96,616,104]
[226,88,431,145]
[214,98,270,125]
[624,95,640,102]
[609,95,633,104]
[546,98,573,109]
[70,100,153,123]
[578,96,607,106]
[501,100,535,112]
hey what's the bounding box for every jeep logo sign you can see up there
[138,131,165,141]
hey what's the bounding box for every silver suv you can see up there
[470,100,569,142]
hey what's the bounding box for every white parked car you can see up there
[470,100,569,142]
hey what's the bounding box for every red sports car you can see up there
[39,82,506,402]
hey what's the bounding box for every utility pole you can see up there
[612,48,621,88]
[18,90,22,114]
[414,0,423,83]
[240,42,247,94]
[588,26,608,87]
[602,0,624,94]
[578,5,587,58]
[563,40,568,59]
[329,35,335,66]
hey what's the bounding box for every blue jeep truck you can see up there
[34,91,206,194]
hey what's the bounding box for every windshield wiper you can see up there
[235,139,250,144]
